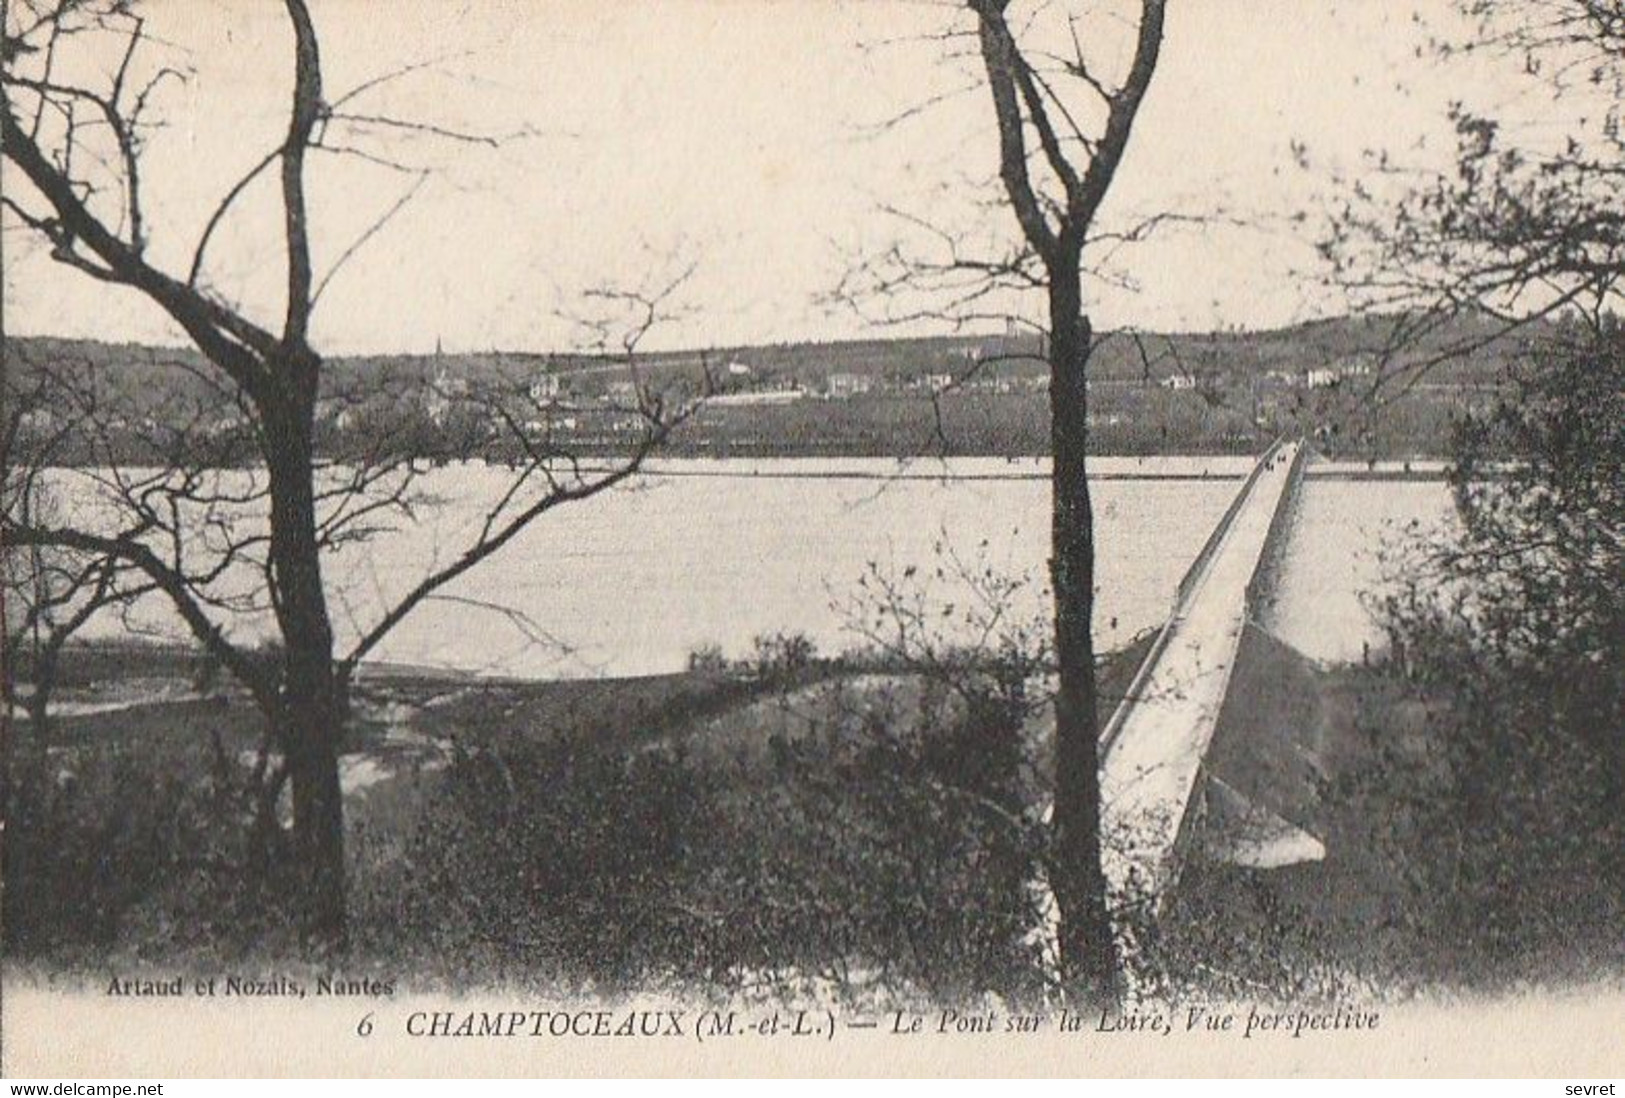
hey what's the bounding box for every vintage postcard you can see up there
[1,0,1622,1080]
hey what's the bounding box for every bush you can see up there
[685,642,729,674]
[390,667,1051,1000]
[749,631,818,682]
[389,735,714,988]
[2,717,290,961]
[698,674,1050,1002]
[1346,325,1625,987]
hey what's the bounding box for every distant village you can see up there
[292,331,1403,458]
[9,317,1509,461]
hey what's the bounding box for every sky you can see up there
[2,0,1533,354]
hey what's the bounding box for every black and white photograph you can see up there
[0,0,1621,1080]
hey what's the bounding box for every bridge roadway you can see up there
[1098,438,1305,907]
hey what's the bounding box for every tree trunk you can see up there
[280,660,346,946]
[1046,268,1119,1006]
[265,393,347,948]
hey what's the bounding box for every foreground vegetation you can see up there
[3,633,1149,1001]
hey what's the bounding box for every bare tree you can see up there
[838,0,1168,1003]
[1322,0,1625,391]
[1,383,140,736]
[972,0,1166,1008]
[1,1,702,945]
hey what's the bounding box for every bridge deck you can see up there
[1099,440,1304,905]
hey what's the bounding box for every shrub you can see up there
[389,668,1050,1000]
[685,642,729,674]
[390,735,713,988]
[689,673,1051,1002]
[749,631,817,682]
[2,717,287,960]
[1343,325,1625,987]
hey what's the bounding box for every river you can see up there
[47,456,1454,679]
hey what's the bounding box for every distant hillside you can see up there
[4,313,1563,461]
[4,311,1552,397]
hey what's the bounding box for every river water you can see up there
[50,456,1454,679]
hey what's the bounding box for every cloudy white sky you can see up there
[4,0,1529,353]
